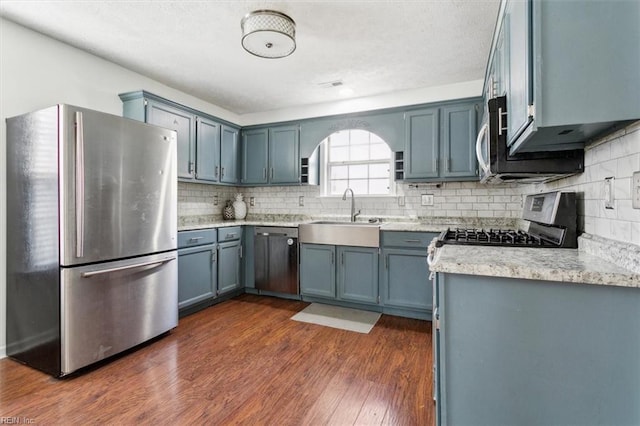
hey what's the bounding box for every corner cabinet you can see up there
[119,91,239,185]
[241,124,300,185]
[403,99,480,182]
[300,244,378,305]
[485,0,640,154]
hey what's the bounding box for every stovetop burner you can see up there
[439,228,549,247]
[434,192,577,249]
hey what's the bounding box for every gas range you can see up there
[436,191,578,249]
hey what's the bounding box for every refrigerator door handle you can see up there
[75,111,85,258]
[81,256,174,278]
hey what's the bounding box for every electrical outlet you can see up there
[299,196,304,207]
[250,197,255,207]
[398,196,405,206]
[213,195,219,206]
[633,171,640,209]
[604,177,614,209]
[421,194,434,206]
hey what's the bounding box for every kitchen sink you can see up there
[298,221,380,247]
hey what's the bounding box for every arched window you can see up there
[320,129,393,196]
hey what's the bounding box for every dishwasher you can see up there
[254,227,299,295]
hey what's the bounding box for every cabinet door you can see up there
[218,240,241,295]
[337,246,379,304]
[300,244,335,298]
[442,103,478,179]
[505,0,532,147]
[178,244,216,309]
[405,108,440,179]
[269,125,300,184]
[146,100,195,179]
[241,128,269,184]
[220,125,239,184]
[196,117,221,182]
[381,248,431,311]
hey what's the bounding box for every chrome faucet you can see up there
[342,188,361,222]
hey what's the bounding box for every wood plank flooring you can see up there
[0,294,433,425]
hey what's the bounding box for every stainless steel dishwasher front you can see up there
[254,227,299,295]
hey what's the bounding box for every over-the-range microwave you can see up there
[475,96,584,184]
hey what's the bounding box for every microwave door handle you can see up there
[475,122,490,174]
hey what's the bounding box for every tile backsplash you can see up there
[178,180,523,221]
[532,120,640,246]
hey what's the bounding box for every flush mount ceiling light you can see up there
[241,10,296,59]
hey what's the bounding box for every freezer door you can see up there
[60,252,178,375]
[59,105,177,266]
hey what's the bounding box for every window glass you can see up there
[322,129,393,196]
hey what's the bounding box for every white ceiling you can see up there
[0,0,500,115]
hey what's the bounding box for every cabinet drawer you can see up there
[381,231,438,248]
[218,226,242,242]
[178,229,217,248]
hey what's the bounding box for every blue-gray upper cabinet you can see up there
[220,125,239,184]
[241,125,300,185]
[196,116,221,182]
[405,108,439,179]
[119,91,240,185]
[404,100,480,181]
[442,103,479,178]
[269,126,300,184]
[487,0,640,154]
[241,128,269,184]
[146,99,196,179]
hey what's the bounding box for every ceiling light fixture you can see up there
[241,10,296,59]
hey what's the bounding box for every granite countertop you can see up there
[179,214,639,289]
[429,243,640,288]
[178,214,521,233]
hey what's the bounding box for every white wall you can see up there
[0,18,241,358]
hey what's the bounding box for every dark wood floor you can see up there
[0,294,433,425]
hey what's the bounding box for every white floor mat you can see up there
[291,303,381,334]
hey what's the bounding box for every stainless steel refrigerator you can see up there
[6,104,178,377]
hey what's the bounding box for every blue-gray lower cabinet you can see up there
[337,246,378,304]
[177,229,218,311]
[217,226,243,295]
[434,272,640,426]
[380,231,438,318]
[218,240,242,295]
[178,244,217,309]
[299,243,336,298]
[380,248,431,311]
[300,243,378,304]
